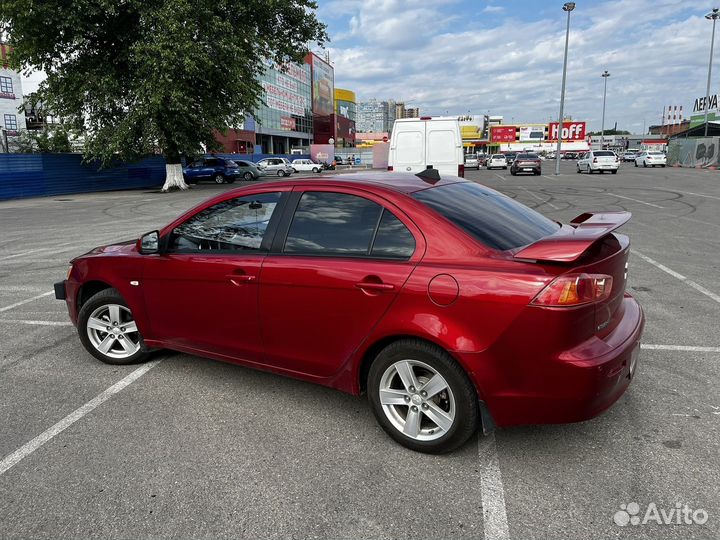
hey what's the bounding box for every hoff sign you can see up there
[548,121,586,141]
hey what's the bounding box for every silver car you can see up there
[256,157,294,177]
[464,154,479,169]
[232,159,262,181]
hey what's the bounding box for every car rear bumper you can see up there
[466,294,644,427]
[590,163,619,170]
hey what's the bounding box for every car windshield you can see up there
[594,151,615,156]
[465,155,477,161]
[650,152,664,156]
[413,182,560,251]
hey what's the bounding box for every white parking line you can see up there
[518,186,559,210]
[0,359,161,477]
[542,175,558,181]
[0,291,54,313]
[652,187,720,201]
[478,432,510,540]
[606,192,664,209]
[641,344,720,353]
[0,319,73,326]
[633,250,720,304]
[493,173,506,181]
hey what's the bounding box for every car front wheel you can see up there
[312,167,319,173]
[78,288,149,365]
[213,174,225,184]
[244,172,253,181]
[368,339,478,454]
[277,170,286,177]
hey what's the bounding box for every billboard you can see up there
[311,55,334,117]
[491,126,517,142]
[519,126,545,141]
[548,121,586,141]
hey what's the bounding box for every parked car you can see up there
[486,154,508,170]
[183,157,242,184]
[477,153,489,166]
[55,172,644,454]
[389,117,464,177]
[503,152,517,165]
[231,159,262,181]
[577,150,619,174]
[562,152,579,160]
[464,154,480,169]
[290,159,323,173]
[635,152,667,167]
[622,150,640,162]
[510,153,542,176]
[256,157,294,177]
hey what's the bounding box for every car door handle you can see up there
[226,274,256,285]
[355,281,394,291]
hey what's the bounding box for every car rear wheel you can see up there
[611,170,618,174]
[213,174,225,184]
[312,167,319,173]
[576,165,581,173]
[78,288,149,365]
[277,170,286,177]
[643,162,648,167]
[368,339,478,454]
[243,172,253,181]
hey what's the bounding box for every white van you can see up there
[388,117,464,177]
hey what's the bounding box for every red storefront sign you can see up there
[490,126,517,142]
[280,116,296,130]
[548,121,586,141]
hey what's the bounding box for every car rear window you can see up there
[650,152,664,156]
[492,155,504,159]
[516,154,538,159]
[413,182,560,251]
[594,151,615,157]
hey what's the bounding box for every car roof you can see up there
[230,172,467,195]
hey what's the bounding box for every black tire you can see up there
[368,339,479,454]
[611,170,618,174]
[510,170,517,176]
[77,288,150,366]
[213,174,225,184]
[243,172,253,181]
[277,170,286,177]
[503,166,508,169]
[635,162,638,167]
[533,170,541,175]
[312,167,319,173]
[643,162,648,167]
[661,164,666,167]
[576,166,581,174]
[291,168,297,174]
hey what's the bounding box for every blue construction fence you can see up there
[0,152,319,201]
[0,153,167,201]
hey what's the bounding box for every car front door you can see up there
[258,188,424,378]
[141,188,289,360]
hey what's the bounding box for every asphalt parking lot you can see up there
[1,162,718,539]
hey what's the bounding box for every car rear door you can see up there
[141,188,289,360]
[258,187,425,377]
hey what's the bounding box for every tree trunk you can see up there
[161,162,189,192]
[160,133,189,192]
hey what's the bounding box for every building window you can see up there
[4,114,17,130]
[0,76,12,94]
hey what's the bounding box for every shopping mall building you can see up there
[487,121,590,154]
[216,53,355,154]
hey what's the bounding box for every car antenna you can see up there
[415,166,441,184]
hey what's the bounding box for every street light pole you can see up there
[704,8,719,137]
[555,2,575,175]
[600,70,610,149]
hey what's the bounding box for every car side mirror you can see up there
[138,231,160,254]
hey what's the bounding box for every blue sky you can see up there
[316,0,715,132]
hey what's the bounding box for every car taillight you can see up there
[458,164,465,177]
[531,273,613,307]
[387,166,393,171]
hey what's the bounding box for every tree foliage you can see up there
[12,126,73,153]
[587,129,631,136]
[0,0,327,166]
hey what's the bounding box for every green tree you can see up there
[11,126,73,153]
[1,0,327,191]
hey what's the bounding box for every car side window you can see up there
[371,210,415,259]
[284,192,382,256]
[204,158,219,167]
[169,192,282,252]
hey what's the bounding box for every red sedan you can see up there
[55,172,644,453]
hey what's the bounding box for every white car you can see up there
[635,152,666,168]
[464,154,479,169]
[576,150,619,174]
[486,154,508,170]
[256,157,294,177]
[290,159,322,173]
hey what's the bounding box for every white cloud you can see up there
[482,5,504,13]
[329,0,712,131]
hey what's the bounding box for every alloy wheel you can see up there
[379,359,456,441]
[86,304,141,359]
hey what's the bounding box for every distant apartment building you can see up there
[1,43,26,142]
[357,99,390,133]
[405,107,419,118]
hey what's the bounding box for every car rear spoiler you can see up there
[512,211,631,262]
